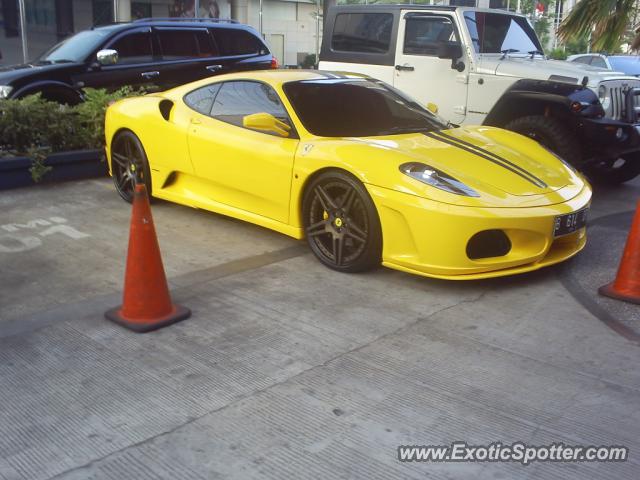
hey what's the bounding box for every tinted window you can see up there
[157,30,199,59]
[109,31,153,64]
[331,13,393,54]
[464,12,542,54]
[37,27,119,63]
[184,83,222,115]
[609,56,640,75]
[589,56,608,68]
[571,56,592,65]
[283,79,446,137]
[211,81,289,134]
[214,29,265,56]
[404,16,458,56]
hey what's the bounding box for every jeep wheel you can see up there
[584,153,640,185]
[505,115,581,166]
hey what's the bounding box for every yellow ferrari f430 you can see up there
[105,70,591,280]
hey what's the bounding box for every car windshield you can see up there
[36,27,118,63]
[283,78,447,137]
[608,56,640,76]
[464,11,543,55]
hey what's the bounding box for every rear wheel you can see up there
[505,115,581,165]
[303,171,382,273]
[110,130,152,203]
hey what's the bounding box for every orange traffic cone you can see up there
[598,200,640,305]
[105,183,190,332]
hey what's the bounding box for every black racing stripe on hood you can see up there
[423,132,547,189]
[434,131,548,188]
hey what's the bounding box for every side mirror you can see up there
[97,49,118,66]
[437,42,465,72]
[426,103,439,114]
[242,112,291,137]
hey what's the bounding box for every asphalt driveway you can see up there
[0,176,638,479]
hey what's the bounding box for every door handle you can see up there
[141,71,159,79]
[395,64,415,72]
[206,64,223,72]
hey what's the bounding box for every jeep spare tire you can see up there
[505,115,581,166]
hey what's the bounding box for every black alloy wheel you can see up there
[303,171,382,273]
[111,130,152,203]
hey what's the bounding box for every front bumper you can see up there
[581,116,640,160]
[368,184,592,280]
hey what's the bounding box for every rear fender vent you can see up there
[159,99,174,121]
[466,230,512,260]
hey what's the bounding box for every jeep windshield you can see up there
[464,11,543,55]
[36,26,119,63]
[283,78,447,137]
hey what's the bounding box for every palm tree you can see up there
[558,0,639,52]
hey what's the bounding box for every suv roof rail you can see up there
[133,17,238,24]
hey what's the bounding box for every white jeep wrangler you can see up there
[319,4,640,184]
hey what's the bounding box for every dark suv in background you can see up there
[0,18,274,104]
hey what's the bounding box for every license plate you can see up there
[553,208,588,237]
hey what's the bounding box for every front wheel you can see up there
[584,153,640,185]
[505,115,581,166]
[303,171,382,273]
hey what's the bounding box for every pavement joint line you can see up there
[0,244,309,340]
[425,320,640,395]
[558,210,640,345]
[47,288,491,480]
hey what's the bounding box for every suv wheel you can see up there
[585,153,640,185]
[505,115,581,166]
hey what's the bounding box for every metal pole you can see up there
[18,0,28,63]
[113,0,119,21]
[315,0,320,66]
[195,0,200,17]
[259,0,263,35]
[516,0,521,13]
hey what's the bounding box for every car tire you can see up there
[303,170,382,273]
[505,115,581,166]
[110,130,152,203]
[584,153,640,185]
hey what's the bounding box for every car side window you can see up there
[157,29,218,59]
[404,16,458,56]
[210,81,290,135]
[109,31,153,64]
[590,56,608,68]
[184,83,222,115]
[213,29,267,56]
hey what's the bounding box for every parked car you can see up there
[319,5,640,184]
[568,53,640,77]
[0,18,275,105]
[104,70,591,279]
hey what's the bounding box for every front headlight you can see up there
[400,162,480,197]
[598,84,610,110]
[0,85,13,99]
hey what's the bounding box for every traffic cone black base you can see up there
[105,304,191,333]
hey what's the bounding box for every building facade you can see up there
[0,0,320,67]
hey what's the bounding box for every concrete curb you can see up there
[0,149,107,190]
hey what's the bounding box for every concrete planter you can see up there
[0,149,107,190]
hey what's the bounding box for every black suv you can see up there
[0,18,274,104]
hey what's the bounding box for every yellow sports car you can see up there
[105,70,591,280]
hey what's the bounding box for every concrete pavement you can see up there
[0,177,638,479]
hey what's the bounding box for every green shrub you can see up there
[548,48,568,60]
[0,87,142,181]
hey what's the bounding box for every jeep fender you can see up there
[483,79,601,128]
[12,81,83,105]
